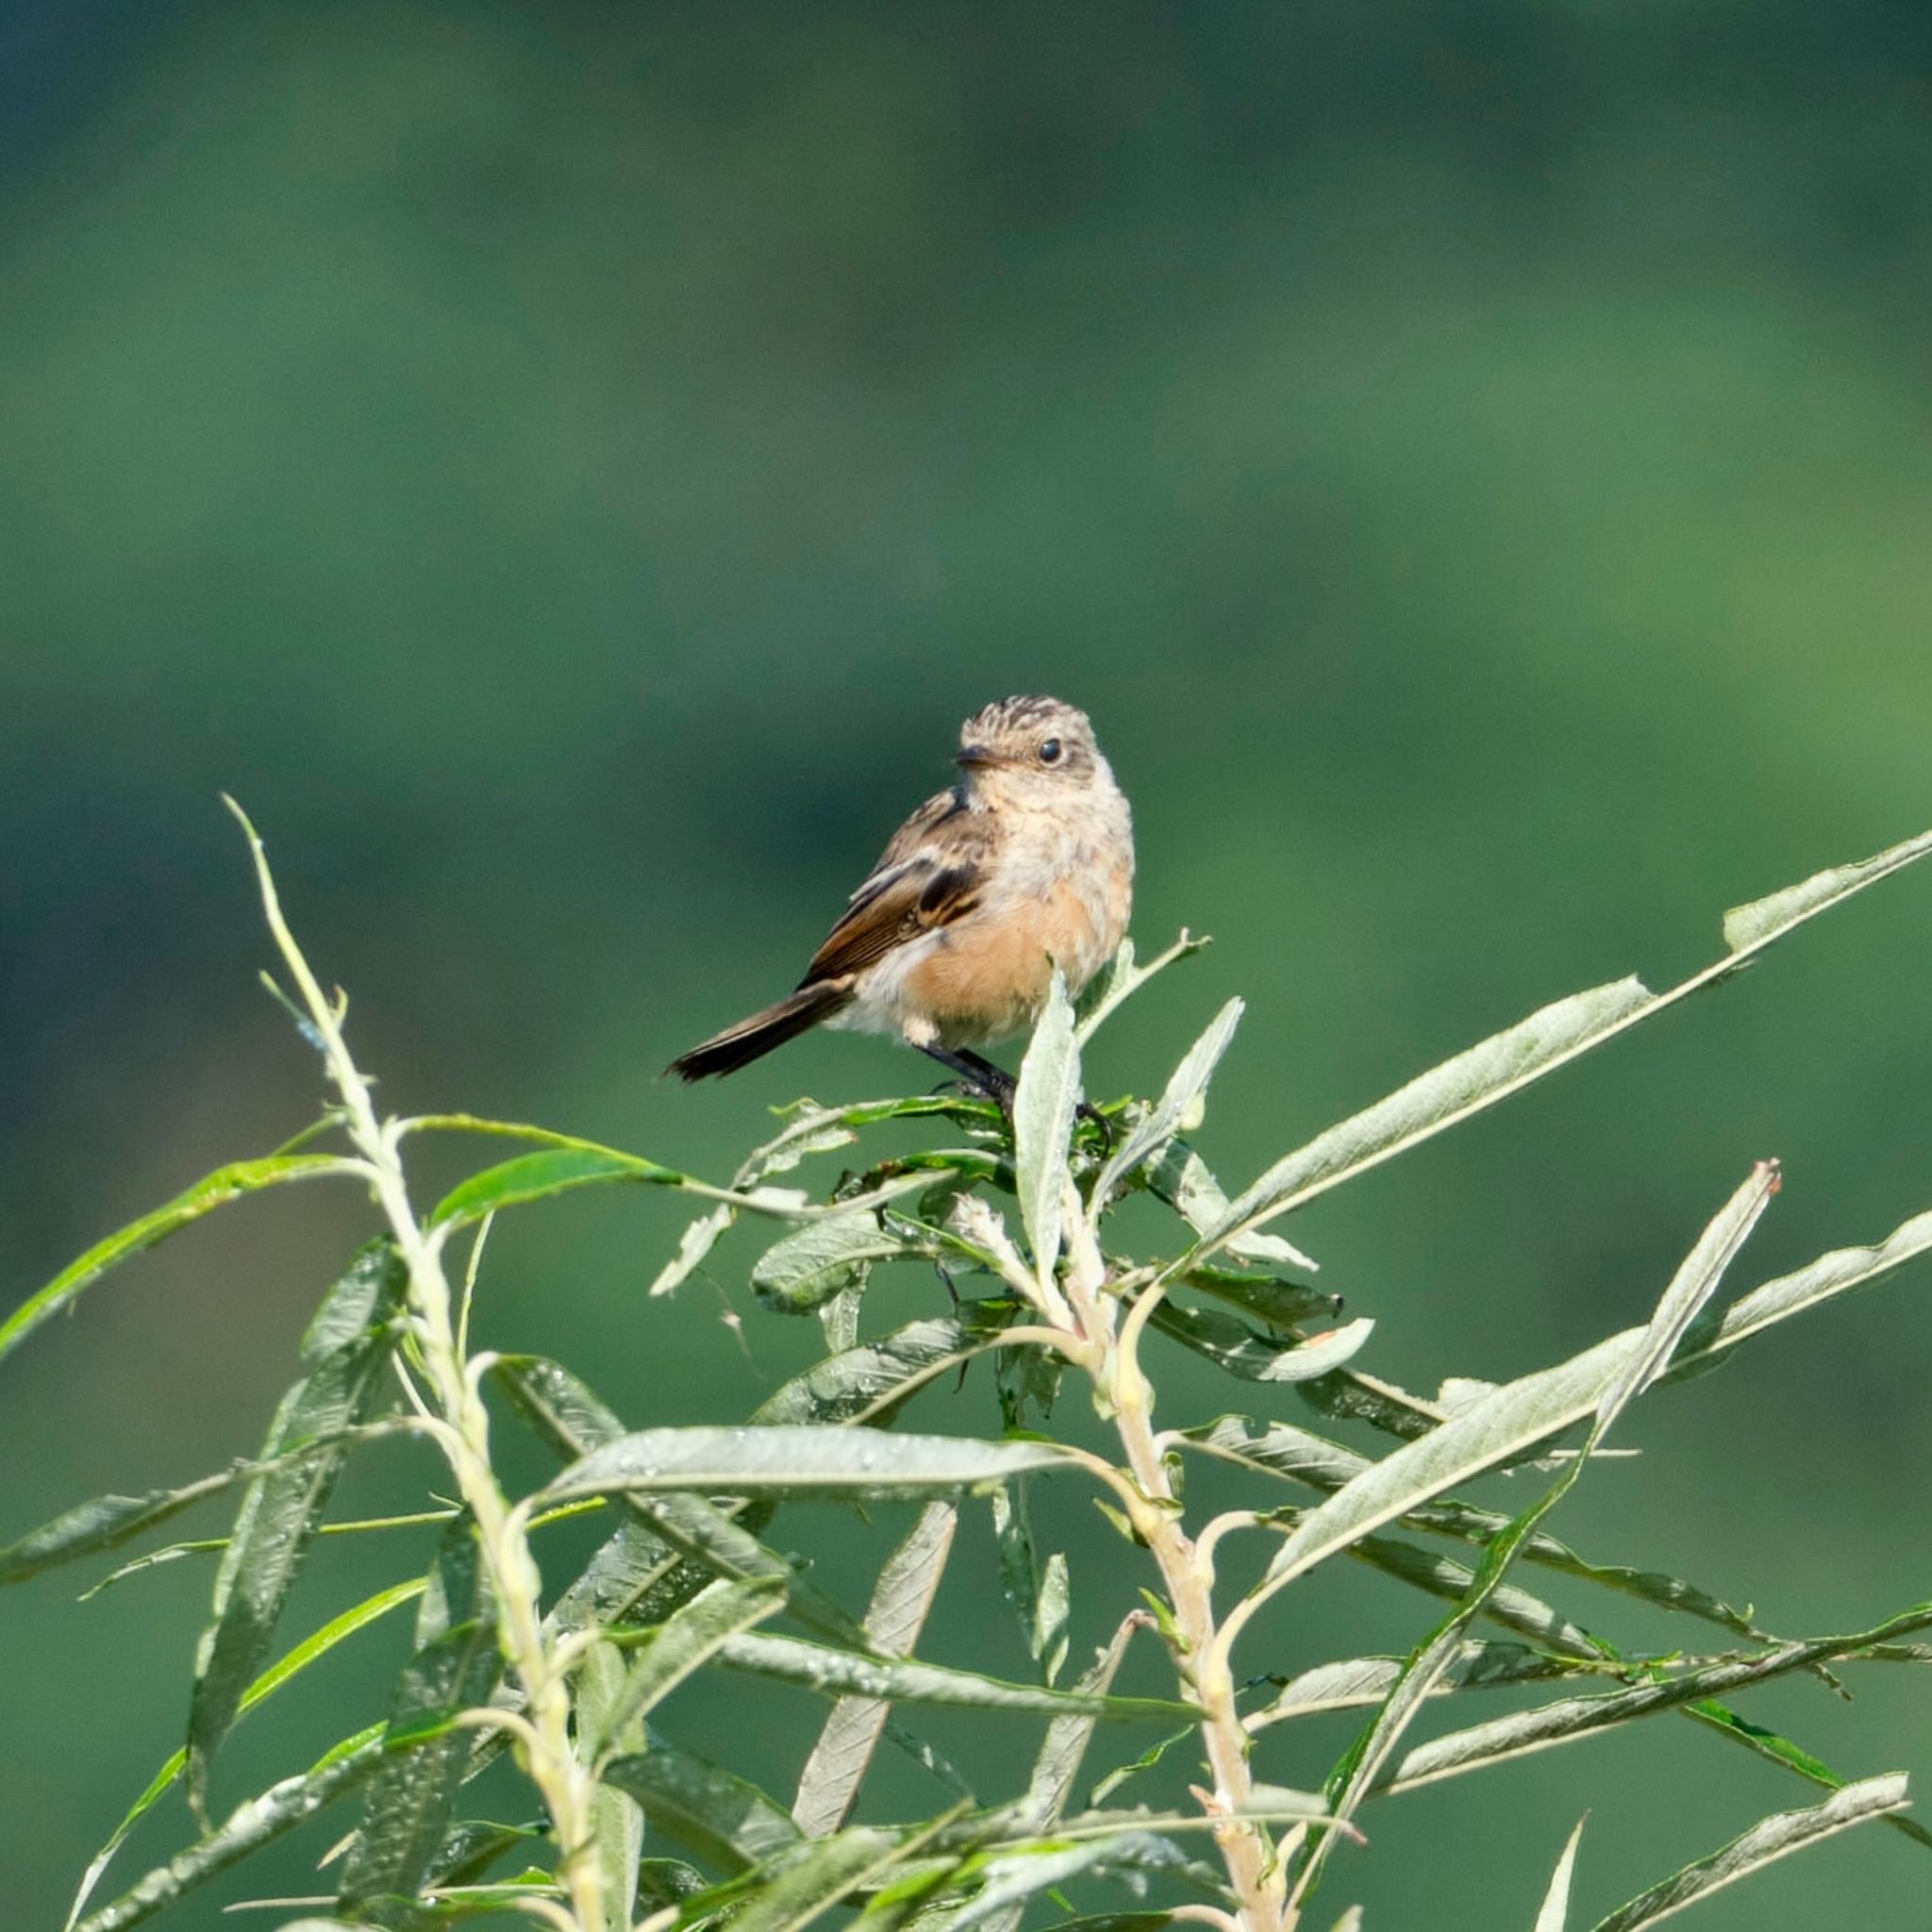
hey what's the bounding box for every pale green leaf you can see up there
[1093,997,1243,1204]
[794,1502,957,1837]
[753,1209,908,1313]
[1589,1775,1909,1932]
[1536,1818,1587,1932]
[1721,826,1932,954]
[715,1629,1194,1721]
[1013,972,1081,1281]
[547,1426,1070,1505]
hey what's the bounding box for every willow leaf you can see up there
[0,1154,349,1367]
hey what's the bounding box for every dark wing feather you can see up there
[800,788,994,987]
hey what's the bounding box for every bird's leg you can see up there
[918,1043,1015,1110]
[916,1044,1113,1151]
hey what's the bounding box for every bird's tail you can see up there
[667,979,854,1081]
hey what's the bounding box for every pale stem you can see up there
[1062,1200,1288,1932]
[230,802,607,1932]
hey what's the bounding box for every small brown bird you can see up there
[669,694,1134,1106]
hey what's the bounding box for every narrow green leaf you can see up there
[431,1145,684,1226]
[1093,997,1243,1205]
[1199,827,1932,1265]
[730,1825,908,1932]
[73,1737,384,1932]
[1012,972,1080,1280]
[0,1155,348,1367]
[1589,1774,1909,1932]
[1146,1141,1320,1271]
[1150,1303,1374,1384]
[1074,930,1209,1042]
[1535,1818,1587,1932]
[944,1832,1223,1932]
[189,1241,408,1816]
[0,1470,265,1588]
[1263,1167,1778,1591]
[602,1746,802,1873]
[1376,1604,1932,1798]
[752,1307,1014,1428]
[594,1575,788,1755]
[66,1587,420,1928]
[753,1209,908,1313]
[1722,826,1932,954]
[547,1426,1070,1506]
[1298,1167,1775,1902]
[795,1502,958,1837]
[718,1630,1192,1722]
[339,1518,502,1917]
[576,1638,644,1926]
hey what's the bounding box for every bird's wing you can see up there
[801,787,996,986]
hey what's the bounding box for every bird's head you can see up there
[954,695,1110,802]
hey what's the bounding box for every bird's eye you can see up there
[1038,738,1063,764]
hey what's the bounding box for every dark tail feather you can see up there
[667,980,854,1081]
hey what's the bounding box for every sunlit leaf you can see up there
[1263,1167,1778,1591]
[715,1628,1191,1720]
[1093,997,1243,1205]
[1150,1303,1374,1384]
[753,1208,909,1313]
[430,1145,684,1226]
[795,1502,957,1837]
[0,1154,350,1368]
[751,1307,1015,1428]
[1013,972,1081,1282]
[1589,1774,1909,1931]
[73,1737,384,1932]
[547,1426,1070,1506]
[1375,1603,1932,1799]
[1535,1818,1587,1932]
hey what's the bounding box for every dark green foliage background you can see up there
[5,3,1931,1923]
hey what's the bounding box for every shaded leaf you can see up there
[189,1241,408,1815]
[729,1826,908,1932]
[593,1575,788,1755]
[602,1745,801,1873]
[1150,1303,1374,1384]
[752,1307,1014,1428]
[0,1154,348,1368]
[1144,1141,1319,1271]
[339,1518,502,1919]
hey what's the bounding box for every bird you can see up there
[669,694,1134,1109]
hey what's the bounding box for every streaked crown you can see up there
[957,694,1102,781]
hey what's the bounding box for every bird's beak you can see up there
[954,745,997,769]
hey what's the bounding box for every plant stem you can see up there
[230,803,606,1932]
[1062,1197,1289,1932]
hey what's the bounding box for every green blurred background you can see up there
[6,1,1932,1922]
